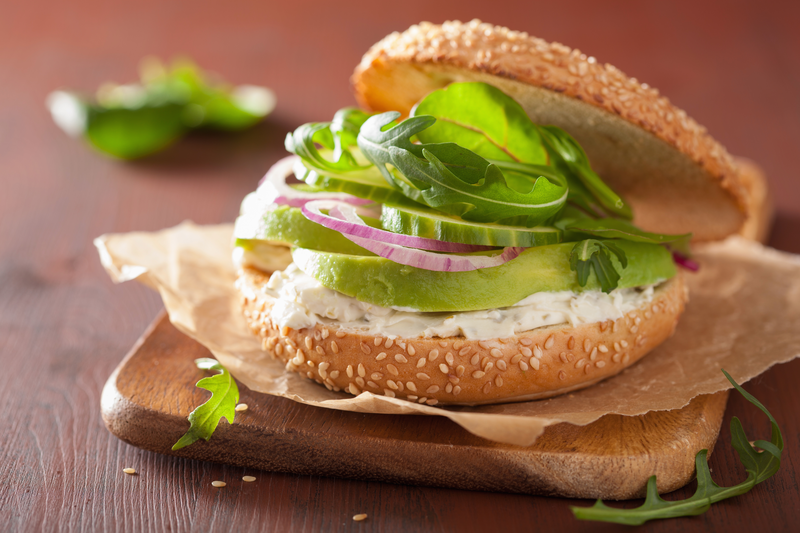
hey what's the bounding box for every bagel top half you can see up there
[353,19,750,243]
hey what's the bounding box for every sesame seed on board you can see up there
[122,468,136,475]
[353,513,368,521]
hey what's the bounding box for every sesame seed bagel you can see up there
[352,19,748,242]
[238,266,687,406]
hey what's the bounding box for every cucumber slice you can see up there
[234,204,376,255]
[381,204,562,247]
[292,241,675,312]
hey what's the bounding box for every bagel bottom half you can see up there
[238,267,687,406]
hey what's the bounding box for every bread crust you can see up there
[352,20,748,242]
[238,267,687,406]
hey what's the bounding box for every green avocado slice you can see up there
[234,203,376,256]
[292,241,676,312]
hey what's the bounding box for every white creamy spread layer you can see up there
[252,262,658,341]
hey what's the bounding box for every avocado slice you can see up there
[292,241,675,312]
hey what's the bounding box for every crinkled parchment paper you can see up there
[95,222,800,446]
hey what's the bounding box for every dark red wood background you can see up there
[1,1,799,531]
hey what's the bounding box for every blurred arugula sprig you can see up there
[172,358,239,450]
[572,370,784,525]
[47,57,275,159]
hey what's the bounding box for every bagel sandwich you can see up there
[232,21,762,406]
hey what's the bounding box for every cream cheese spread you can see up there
[247,262,657,341]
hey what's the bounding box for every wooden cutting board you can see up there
[101,312,729,500]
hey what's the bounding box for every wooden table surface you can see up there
[2,0,799,531]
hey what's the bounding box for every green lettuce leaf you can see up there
[569,239,628,292]
[172,358,239,450]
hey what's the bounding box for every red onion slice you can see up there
[256,155,370,207]
[302,200,493,253]
[301,200,523,271]
[672,251,700,271]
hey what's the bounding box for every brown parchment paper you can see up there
[94,222,800,446]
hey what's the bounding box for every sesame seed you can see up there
[385,338,394,348]
[123,468,136,475]
[483,382,492,394]
[495,376,504,387]
[612,353,622,363]
[558,370,567,381]
[407,395,418,401]
[331,341,339,354]
[426,399,438,406]
[330,370,340,379]
[472,370,485,378]
[484,362,494,372]
[394,354,408,364]
[346,365,354,378]
[281,326,290,336]
[275,344,284,356]
[612,321,618,333]
[416,358,427,369]
[478,341,491,350]
[371,372,383,380]
[600,321,609,332]
[418,397,428,404]
[567,336,575,349]
[590,347,598,361]
[212,481,226,488]
[428,349,439,361]
[453,386,462,395]
[321,328,329,339]
[408,345,416,356]
[445,383,453,393]
[445,352,454,366]
[356,377,365,387]
[596,361,606,368]
[374,337,383,347]
[470,354,480,365]
[511,354,522,364]
[613,342,621,352]
[530,358,541,370]
[631,325,639,333]
[387,364,399,376]
[620,340,629,348]
[559,352,568,363]
[426,385,440,394]
[598,344,608,353]
[490,348,502,358]
[304,338,313,350]
[585,364,591,374]
[519,361,529,371]
[387,380,398,390]
[438,341,448,348]
[353,514,368,521]
[533,346,543,359]
[306,371,314,379]
[348,384,361,395]
[545,336,555,349]
[360,343,371,355]
[384,389,395,397]
[367,381,378,388]
[520,346,532,357]
[406,382,417,392]
[623,354,630,364]
[439,364,449,374]
[242,476,256,482]
[235,403,248,412]
[316,346,325,355]
[520,338,533,346]
[459,346,472,356]
[583,339,591,352]
[453,340,464,350]
[645,311,652,319]
[575,358,586,369]
[335,330,346,338]
[497,360,507,371]
[455,365,465,377]
[376,352,387,361]
[634,316,642,326]
[416,373,430,380]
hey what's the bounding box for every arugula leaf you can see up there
[566,218,693,256]
[411,82,630,219]
[172,358,239,450]
[571,370,784,525]
[358,111,569,227]
[569,239,628,292]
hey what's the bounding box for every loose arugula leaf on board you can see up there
[172,358,239,450]
[569,239,628,292]
[411,82,631,219]
[358,112,569,227]
[571,370,784,525]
